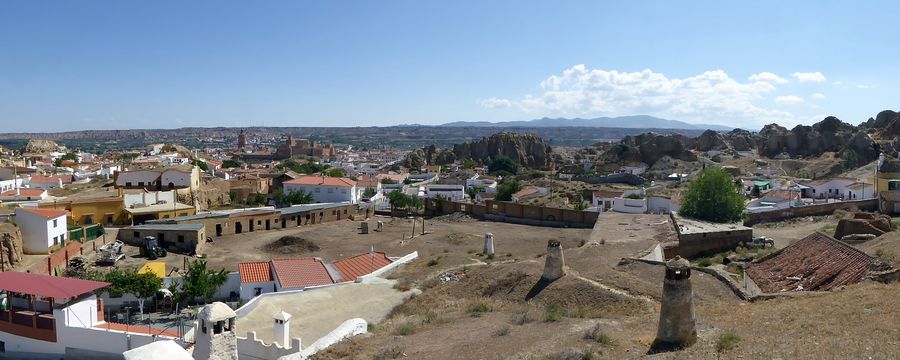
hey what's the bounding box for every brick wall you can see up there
[27,240,82,275]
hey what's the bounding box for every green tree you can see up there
[104,268,162,320]
[222,159,242,168]
[843,150,859,170]
[176,259,228,305]
[678,167,745,223]
[363,187,376,198]
[488,155,520,175]
[380,178,398,185]
[466,186,481,201]
[54,152,78,167]
[461,158,479,169]
[387,190,409,211]
[572,196,588,211]
[191,159,209,171]
[279,189,314,205]
[495,180,522,201]
[325,168,346,178]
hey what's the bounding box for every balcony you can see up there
[0,308,57,342]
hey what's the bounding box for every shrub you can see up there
[493,326,510,337]
[875,249,896,262]
[716,331,741,353]
[373,343,404,360]
[544,303,566,322]
[584,324,614,345]
[697,258,712,267]
[467,302,493,315]
[678,167,745,223]
[426,258,440,267]
[511,310,532,325]
[393,323,414,336]
[423,310,439,324]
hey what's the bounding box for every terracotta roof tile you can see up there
[270,258,334,289]
[745,232,890,293]
[17,207,68,219]
[333,252,392,282]
[239,261,272,283]
[283,175,356,188]
[0,272,108,298]
[0,188,45,196]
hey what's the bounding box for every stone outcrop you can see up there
[403,132,554,170]
[693,130,728,152]
[617,132,697,165]
[723,128,756,151]
[833,212,891,240]
[22,139,61,154]
[0,223,24,270]
[756,116,877,163]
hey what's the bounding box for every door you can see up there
[216,224,222,237]
[266,219,271,230]
[157,233,166,248]
[235,222,243,234]
[894,202,900,214]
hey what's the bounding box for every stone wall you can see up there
[743,199,878,226]
[426,199,598,228]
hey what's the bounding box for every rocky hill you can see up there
[403,132,554,170]
[0,223,24,270]
[22,139,62,154]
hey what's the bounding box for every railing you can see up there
[0,309,57,342]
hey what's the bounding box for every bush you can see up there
[511,310,532,325]
[488,155,520,175]
[697,258,712,267]
[393,323,414,336]
[373,343,404,360]
[678,167,745,223]
[583,323,614,345]
[544,303,566,322]
[716,331,741,353]
[493,326,510,337]
[875,249,896,262]
[495,180,522,201]
[467,302,493,315]
[426,258,440,267]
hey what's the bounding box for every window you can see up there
[125,182,132,187]
[52,219,58,227]
[327,188,334,193]
[254,287,262,296]
[201,320,207,334]
[179,212,187,216]
[53,236,59,245]
[138,182,144,186]
[83,215,93,225]
[315,188,320,193]
[106,215,114,225]
[134,231,140,238]
[889,180,900,191]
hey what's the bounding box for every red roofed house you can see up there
[26,175,64,190]
[0,272,180,358]
[283,175,359,204]
[238,261,275,301]
[332,252,393,282]
[0,188,48,202]
[14,207,68,254]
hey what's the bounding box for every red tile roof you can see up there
[17,207,68,219]
[270,258,335,289]
[0,272,109,298]
[356,175,380,188]
[29,175,63,184]
[284,175,356,188]
[96,322,180,338]
[0,188,46,196]
[333,252,392,282]
[745,232,891,293]
[592,191,624,199]
[239,261,273,283]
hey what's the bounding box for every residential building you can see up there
[746,189,801,213]
[0,272,179,358]
[39,196,126,226]
[798,177,859,199]
[283,175,358,204]
[14,207,68,254]
[425,184,466,202]
[0,177,25,193]
[114,165,201,193]
[591,191,623,211]
[510,186,548,203]
[26,175,64,190]
[117,223,206,255]
[0,188,47,202]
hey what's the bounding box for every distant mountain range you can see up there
[440,115,732,131]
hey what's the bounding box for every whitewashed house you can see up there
[283,175,358,204]
[424,184,466,202]
[798,177,860,200]
[14,207,68,254]
[0,188,48,202]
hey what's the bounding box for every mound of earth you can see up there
[263,235,320,254]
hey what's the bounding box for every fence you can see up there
[69,224,105,242]
[27,240,83,275]
[743,199,878,226]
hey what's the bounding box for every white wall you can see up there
[124,190,176,207]
[116,171,161,187]
[240,281,277,301]
[612,197,647,214]
[15,208,67,254]
[161,169,197,189]
[283,184,357,204]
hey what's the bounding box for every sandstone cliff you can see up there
[22,139,62,154]
[0,223,24,270]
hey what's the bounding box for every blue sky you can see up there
[1,1,898,132]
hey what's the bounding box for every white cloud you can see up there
[812,93,826,99]
[857,84,870,89]
[485,64,796,127]
[791,72,827,83]
[775,95,805,106]
[749,72,788,84]
[479,97,513,109]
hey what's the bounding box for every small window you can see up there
[125,182,132,187]
[163,215,170,219]
[179,212,187,216]
[53,219,58,227]
[138,182,144,186]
